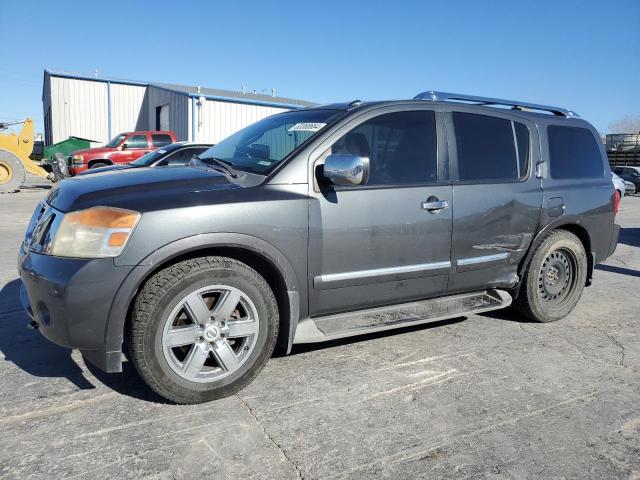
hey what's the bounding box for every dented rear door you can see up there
[445,109,543,294]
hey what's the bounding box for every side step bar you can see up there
[293,289,512,344]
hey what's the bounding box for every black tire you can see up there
[0,149,26,194]
[127,256,279,404]
[89,162,109,169]
[515,230,587,323]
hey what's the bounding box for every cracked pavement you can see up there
[1,181,639,479]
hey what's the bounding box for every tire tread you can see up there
[127,256,278,404]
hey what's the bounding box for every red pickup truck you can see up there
[68,130,177,175]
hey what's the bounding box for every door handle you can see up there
[421,198,449,213]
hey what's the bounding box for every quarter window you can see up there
[548,126,604,179]
[152,134,173,147]
[330,110,438,186]
[514,122,530,178]
[453,112,528,182]
[125,135,149,149]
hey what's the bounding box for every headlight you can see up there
[71,155,84,165]
[51,207,140,258]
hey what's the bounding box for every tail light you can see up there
[614,190,620,214]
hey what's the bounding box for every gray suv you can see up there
[19,91,620,404]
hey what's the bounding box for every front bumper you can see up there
[18,247,133,371]
[68,165,87,175]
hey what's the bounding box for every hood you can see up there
[71,147,117,157]
[78,164,133,175]
[47,165,255,213]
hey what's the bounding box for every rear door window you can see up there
[452,112,529,181]
[152,133,173,148]
[547,126,604,179]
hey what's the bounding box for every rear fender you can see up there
[514,219,594,297]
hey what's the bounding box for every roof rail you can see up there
[413,91,578,118]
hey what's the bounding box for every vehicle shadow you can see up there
[595,264,640,278]
[479,306,537,323]
[0,278,168,402]
[618,227,640,248]
[0,278,95,390]
[83,359,169,404]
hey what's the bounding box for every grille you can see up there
[22,202,63,254]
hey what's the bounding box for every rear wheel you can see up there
[128,256,279,404]
[0,149,26,194]
[515,230,587,323]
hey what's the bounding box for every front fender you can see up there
[104,232,302,357]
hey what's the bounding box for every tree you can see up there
[608,115,640,134]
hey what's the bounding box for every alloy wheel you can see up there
[162,285,260,383]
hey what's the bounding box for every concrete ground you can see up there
[1,180,639,480]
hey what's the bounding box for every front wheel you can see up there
[128,257,279,404]
[515,230,587,323]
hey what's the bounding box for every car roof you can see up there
[118,130,175,136]
[158,142,212,151]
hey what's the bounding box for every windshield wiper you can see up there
[191,155,238,178]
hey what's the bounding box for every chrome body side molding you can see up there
[314,261,451,290]
[456,252,509,266]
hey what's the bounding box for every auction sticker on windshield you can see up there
[288,123,326,132]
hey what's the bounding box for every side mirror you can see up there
[121,143,129,150]
[322,154,370,186]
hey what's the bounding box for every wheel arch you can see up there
[106,234,302,362]
[87,158,113,168]
[517,221,594,293]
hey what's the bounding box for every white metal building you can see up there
[42,70,315,146]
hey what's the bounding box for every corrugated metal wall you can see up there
[196,100,288,143]
[44,73,294,146]
[110,83,148,135]
[49,76,108,144]
[146,86,190,141]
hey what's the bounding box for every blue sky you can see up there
[1,0,638,135]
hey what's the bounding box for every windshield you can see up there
[198,109,344,175]
[106,134,126,148]
[131,148,168,166]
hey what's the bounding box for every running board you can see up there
[293,289,512,344]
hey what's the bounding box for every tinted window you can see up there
[161,147,207,166]
[125,134,148,149]
[548,126,604,179]
[152,134,173,147]
[514,122,530,178]
[331,110,437,185]
[453,112,521,181]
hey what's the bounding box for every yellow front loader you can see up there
[0,118,50,193]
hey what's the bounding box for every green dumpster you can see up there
[43,136,99,162]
